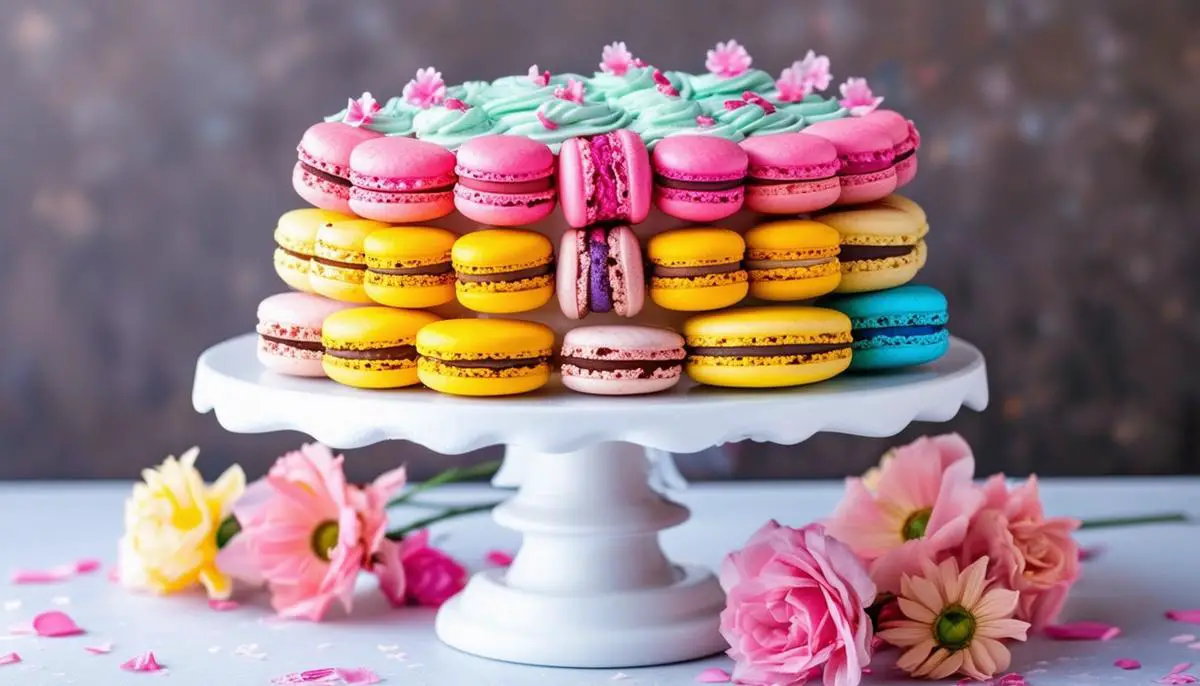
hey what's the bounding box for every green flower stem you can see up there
[1079,513,1189,530]
[386,459,503,509]
[385,501,502,541]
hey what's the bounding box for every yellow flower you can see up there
[117,447,245,600]
[861,448,896,492]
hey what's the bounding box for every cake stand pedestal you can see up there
[193,334,988,668]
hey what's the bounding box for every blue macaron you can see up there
[820,284,949,371]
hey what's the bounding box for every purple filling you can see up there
[587,228,613,313]
[588,134,625,223]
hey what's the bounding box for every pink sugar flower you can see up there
[696,115,715,128]
[706,39,752,78]
[342,92,382,128]
[839,77,884,116]
[403,67,446,109]
[826,434,984,595]
[444,98,469,111]
[553,78,586,104]
[777,51,833,102]
[652,70,679,97]
[377,529,467,608]
[527,64,551,87]
[600,41,639,76]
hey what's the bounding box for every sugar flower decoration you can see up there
[725,91,776,114]
[652,70,679,97]
[553,78,586,104]
[600,41,639,76]
[839,77,884,116]
[879,557,1030,681]
[527,64,551,87]
[444,98,469,111]
[706,39,752,77]
[403,67,446,109]
[777,51,833,102]
[341,92,382,127]
[117,447,245,600]
[696,115,716,127]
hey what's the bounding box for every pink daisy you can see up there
[403,67,446,109]
[706,39,752,77]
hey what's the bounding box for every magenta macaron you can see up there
[559,325,686,396]
[294,122,382,214]
[256,292,355,377]
[861,110,920,188]
[739,133,842,214]
[348,137,457,223]
[803,118,898,205]
[557,225,644,319]
[454,135,557,226]
[651,136,748,222]
[558,130,652,228]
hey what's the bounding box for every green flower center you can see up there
[934,605,976,650]
[902,508,932,540]
[311,521,340,561]
[215,515,241,549]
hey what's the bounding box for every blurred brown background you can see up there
[2,0,1199,482]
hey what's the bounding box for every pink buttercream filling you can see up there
[746,177,840,197]
[560,364,682,381]
[455,165,554,184]
[457,177,556,194]
[296,163,351,199]
[453,186,555,207]
[350,171,457,193]
[297,145,350,179]
[580,133,632,225]
[839,149,895,175]
[748,159,841,181]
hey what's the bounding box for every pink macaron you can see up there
[559,325,686,395]
[558,130,652,228]
[256,292,354,377]
[803,119,898,205]
[294,122,382,214]
[861,110,920,188]
[651,136,748,222]
[557,225,644,319]
[454,135,557,226]
[739,133,842,214]
[348,137,457,223]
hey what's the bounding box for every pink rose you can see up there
[378,530,467,608]
[720,522,876,686]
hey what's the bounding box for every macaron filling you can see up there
[368,262,454,277]
[313,256,367,271]
[586,229,614,313]
[456,263,554,283]
[744,256,836,270]
[429,355,549,370]
[838,245,914,262]
[688,342,851,356]
[850,312,949,349]
[654,176,744,192]
[747,159,841,183]
[839,149,895,176]
[577,133,631,224]
[300,162,353,187]
[456,177,555,195]
[324,345,419,361]
[653,262,742,278]
[559,342,685,380]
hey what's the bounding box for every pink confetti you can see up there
[1168,610,1200,624]
[1044,621,1121,641]
[696,667,731,683]
[32,610,85,637]
[1190,643,1200,650]
[208,599,240,612]
[85,642,113,655]
[994,676,1028,686]
[0,652,19,666]
[1160,664,1199,685]
[1173,635,1199,644]
[1179,664,1198,674]
[121,651,164,672]
[485,550,514,567]
[1078,545,1104,561]
[272,668,336,684]
[336,667,382,685]
[1115,659,1142,670]
[9,567,73,584]
[75,559,102,574]
[272,667,382,685]
[106,567,119,583]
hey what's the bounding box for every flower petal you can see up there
[1044,621,1121,640]
[695,667,731,683]
[1115,659,1142,670]
[1168,610,1200,624]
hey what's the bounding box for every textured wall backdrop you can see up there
[2,0,1199,482]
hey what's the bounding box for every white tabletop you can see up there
[0,479,1197,685]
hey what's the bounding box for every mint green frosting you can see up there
[688,70,776,111]
[445,80,492,107]
[663,119,745,144]
[587,66,692,103]
[770,93,849,124]
[482,72,602,126]
[714,103,804,137]
[324,96,417,136]
[624,93,705,149]
[502,99,634,151]
[413,105,500,150]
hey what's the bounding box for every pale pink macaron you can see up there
[861,109,920,188]
[803,118,898,205]
[256,292,355,377]
[739,133,842,214]
[294,122,382,214]
[454,135,557,226]
[557,225,645,319]
[348,137,457,223]
[651,136,748,222]
[559,325,686,396]
[558,130,652,228]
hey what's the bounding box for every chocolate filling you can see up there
[653,262,742,278]
[325,345,419,361]
[561,357,681,374]
[313,256,367,270]
[895,148,915,163]
[747,174,836,185]
[838,245,914,262]
[301,162,351,187]
[430,356,549,370]
[260,335,322,351]
[369,262,454,276]
[688,343,851,356]
[654,176,744,192]
[275,245,312,260]
[456,263,553,283]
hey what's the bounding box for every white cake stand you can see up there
[193,333,988,668]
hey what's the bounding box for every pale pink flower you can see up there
[553,78,585,104]
[825,434,984,595]
[839,77,884,116]
[342,92,382,127]
[879,557,1030,681]
[706,39,752,78]
[777,51,833,102]
[403,67,446,109]
[720,521,876,686]
[600,41,638,76]
[527,64,550,87]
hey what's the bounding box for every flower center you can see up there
[311,521,340,561]
[934,605,976,650]
[902,508,932,540]
[215,515,241,549]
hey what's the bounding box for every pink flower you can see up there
[961,475,1080,630]
[600,41,638,76]
[398,530,468,607]
[838,77,884,116]
[825,434,984,595]
[403,67,446,109]
[527,64,550,87]
[719,521,876,686]
[777,51,833,102]
[706,39,752,78]
[444,98,469,111]
[652,70,679,97]
[696,115,715,127]
[342,92,382,127]
[553,78,585,104]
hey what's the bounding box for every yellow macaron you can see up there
[815,196,928,293]
[647,227,749,312]
[311,219,391,303]
[322,307,442,389]
[452,229,555,314]
[274,208,353,292]
[683,306,853,388]
[364,226,457,308]
[744,220,842,301]
[417,318,555,396]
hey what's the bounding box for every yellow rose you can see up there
[117,447,245,599]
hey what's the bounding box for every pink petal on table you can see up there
[1115,659,1142,670]
[1172,663,1194,675]
[335,667,382,684]
[1168,610,1200,624]
[32,610,85,637]
[0,652,19,666]
[995,674,1028,686]
[75,559,102,574]
[271,668,336,684]
[1078,545,1105,561]
[696,667,731,683]
[208,599,240,612]
[120,651,164,672]
[1173,635,1199,644]
[106,567,119,583]
[485,550,514,567]
[85,642,113,655]
[9,568,72,584]
[1044,621,1121,640]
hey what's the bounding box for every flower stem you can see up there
[385,501,503,540]
[386,459,503,509]
[1079,513,1189,530]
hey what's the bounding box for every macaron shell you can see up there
[655,186,744,222]
[610,226,645,318]
[749,271,841,301]
[365,281,455,309]
[895,154,918,188]
[652,137,747,221]
[310,270,374,303]
[744,177,841,214]
[418,365,550,396]
[257,346,327,377]
[847,337,948,370]
[416,318,555,359]
[293,162,354,215]
[274,250,315,292]
[803,119,895,176]
[836,241,926,293]
[456,135,555,181]
[686,354,851,388]
[561,324,685,352]
[348,137,457,223]
[350,193,455,224]
[650,280,749,312]
[299,121,382,170]
[325,363,421,389]
[561,373,680,396]
[257,292,354,331]
[837,167,898,205]
[622,129,653,225]
[558,131,652,228]
[453,188,555,226]
[556,230,585,319]
[739,133,841,181]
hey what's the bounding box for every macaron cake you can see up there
[558,130,652,228]
[311,219,390,303]
[647,228,748,312]
[321,307,442,389]
[348,137,457,223]
[861,110,920,188]
[454,135,557,226]
[744,220,842,301]
[273,208,353,292]
[739,133,842,214]
[256,292,355,377]
[683,306,853,388]
[294,122,382,214]
[559,326,686,395]
[417,318,555,396]
[363,226,457,308]
[803,119,897,205]
[557,226,644,319]
[821,284,950,371]
[452,229,555,313]
[818,199,928,293]
[651,136,747,222]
